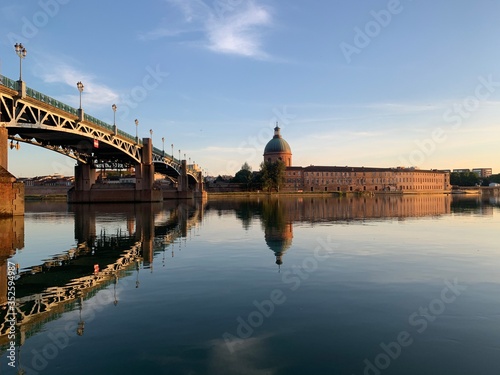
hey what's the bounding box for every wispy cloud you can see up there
[35,58,119,109]
[140,0,273,59]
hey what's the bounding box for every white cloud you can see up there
[36,59,119,109]
[206,2,271,58]
[142,0,272,58]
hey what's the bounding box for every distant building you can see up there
[453,169,471,173]
[472,168,492,178]
[263,127,451,193]
[20,175,74,186]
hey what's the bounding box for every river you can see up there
[0,194,499,374]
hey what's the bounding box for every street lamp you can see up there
[178,149,180,161]
[76,81,84,109]
[162,137,165,156]
[112,104,117,135]
[112,104,117,125]
[76,81,84,121]
[14,43,27,81]
[171,144,174,158]
[134,119,139,143]
[149,129,153,147]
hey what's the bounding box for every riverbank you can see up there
[24,186,71,201]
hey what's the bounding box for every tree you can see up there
[232,163,253,187]
[450,172,480,186]
[259,160,286,192]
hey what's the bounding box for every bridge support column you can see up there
[75,163,96,192]
[0,127,24,216]
[134,138,162,202]
[178,160,188,193]
[67,163,96,203]
[194,170,207,200]
[0,127,7,170]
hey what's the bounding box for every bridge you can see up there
[0,73,205,208]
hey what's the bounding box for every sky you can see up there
[1,0,499,177]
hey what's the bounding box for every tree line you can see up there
[450,172,500,187]
[210,161,286,192]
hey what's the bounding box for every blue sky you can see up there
[1,0,499,177]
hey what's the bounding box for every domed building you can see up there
[262,124,451,193]
[263,124,292,167]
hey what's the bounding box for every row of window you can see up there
[288,172,445,181]
[289,178,445,185]
[285,185,444,192]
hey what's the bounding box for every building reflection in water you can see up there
[221,194,457,268]
[261,199,293,269]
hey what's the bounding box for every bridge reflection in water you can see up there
[0,200,204,351]
[1,194,494,367]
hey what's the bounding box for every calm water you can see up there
[1,194,499,375]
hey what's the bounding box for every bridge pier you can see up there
[0,127,24,216]
[177,159,188,193]
[68,138,162,203]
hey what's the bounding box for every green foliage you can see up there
[232,163,253,185]
[259,160,286,192]
[450,172,480,186]
[480,174,500,186]
[489,174,500,183]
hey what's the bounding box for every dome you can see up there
[264,137,291,154]
[263,124,292,167]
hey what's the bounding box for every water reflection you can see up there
[0,201,203,352]
[209,194,459,268]
[0,216,24,306]
[1,194,498,374]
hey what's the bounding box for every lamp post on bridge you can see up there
[14,43,27,81]
[134,119,139,144]
[76,81,84,121]
[162,137,165,156]
[178,149,180,161]
[149,129,153,146]
[112,104,117,136]
[171,144,174,159]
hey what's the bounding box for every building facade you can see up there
[472,168,493,178]
[264,128,451,193]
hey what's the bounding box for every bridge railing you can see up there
[151,147,198,173]
[0,75,17,90]
[152,147,179,164]
[117,128,141,145]
[27,87,79,115]
[1,74,141,145]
